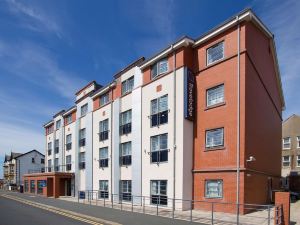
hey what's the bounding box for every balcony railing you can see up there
[79,162,86,170]
[99,159,109,168]
[79,138,86,147]
[120,123,131,135]
[48,149,52,156]
[54,147,59,154]
[66,143,72,150]
[99,131,109,141]
[120,155,132,166]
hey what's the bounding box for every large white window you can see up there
[48,159,52,172]
[66,134,72,150]
[54,158,59,172]
[54,139,59,154]
[121,180,132,201]
[206,128,224,149]
[297,137,300,148]
[81,104,88,117]
[56,120,61,130]
[66,155,72,171]
[79,128,86,147]
[120,142,132,166]
[297,155,300,167]
[100,92,109,106]
[282,156,291,167]
[283,137,291,149]
[47,142,52,156]
[66,114,72,124]
[120,110,132,135]
[205,180,223,198]
[207,42,224,65]
[207,84,224,107]
[99,147,108,168]
[79,152,85,170]
[150,133,168,163]
[122,76,134,95]
[151,59,168,79]
[99,180,109,199]
[99,119,109,141]
[151,95,168,127]
[151,180,167,205]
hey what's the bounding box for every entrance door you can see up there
[65,179,71,196]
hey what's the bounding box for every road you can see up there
[0,191,200,225]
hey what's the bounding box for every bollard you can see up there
[211,202,214,225]
[143,196,145,214]
[190,200,193,222]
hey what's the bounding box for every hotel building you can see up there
[24,9,284,208]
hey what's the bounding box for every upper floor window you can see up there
[120,142,132,166]
[66,114,72,124]
[81,104,88,117]
[47,125,54,134]
[150,133,168,163]
[66,155,72,171]
[297,137,300,148]
[120,110,132,135]
[79,128,86,147]
[66,134,72,150]
[56,120,61,130]
[100,92,109,106]
[297,155,300,167]
[283,137,291,149]
[99,147,108,168]
[206,128,224,149]
[48,159,52,172]
[282,156,290,167]
[151,180,167,205]
[207,42,224,65]
[151,59,168,79]
[47,142,52,156]
[54,139,59,154]
[205,180,223,198]
[41,158,45,164]
[31,158,35,163]
[122,76,134,95]
[207,84,224,107]
[54,158,59,172]
[79,152,85,170]
[99,119,109,141]
[150,95,168,127]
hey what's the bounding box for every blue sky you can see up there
[0,0,299,177]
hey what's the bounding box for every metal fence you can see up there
[76,190,275,224]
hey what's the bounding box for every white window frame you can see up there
[207,41,224,65]
[206,128,224,149]
[205,180,223,198]
[151,58,169,79]
[297,155,300,167]
[121,76,134,95]
[206,84,224,107]
[297,136,300,149]
[282,137,291,150]
[81,104,88,117]
[282,156,291,167]
[56,120,61,130]
[66,114,72,124]
[100,92,109,106]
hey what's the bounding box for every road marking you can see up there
[1,194,121,225]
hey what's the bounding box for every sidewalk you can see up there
[291,200,300,224]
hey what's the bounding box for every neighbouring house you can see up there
[25,9,284,212]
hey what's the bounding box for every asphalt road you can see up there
[0,195,87,225]
[0,191,200,225]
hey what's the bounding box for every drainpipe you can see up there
[92,107,94,191]
[236,15,241,224]
[172,45,177,205]
[110,88,113,197]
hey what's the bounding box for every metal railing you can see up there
[76,190,274,225]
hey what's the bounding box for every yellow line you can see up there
[1,194,103,225]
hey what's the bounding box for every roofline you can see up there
[43,120,54,128]
[113,57,145,79]
[62,106,76,117]
[139,36,194,70]
[75,81,97,96]
[91,82,116,99]
[53,110,65,118]
[15,150,45,159]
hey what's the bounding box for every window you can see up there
[48,159,52,172]
[31,158,35,163]
[151,180,167,205]
[66,134,72,150]
[151,59,168,79]
[24,180,29,192]
[99,147,109,168]
[54,139,59,154]
[81,104,88,117]
[30,180,35,193]
[120,110,132,135]
[41,158,45,164]
[206,128,224,149]
[205,180,223,198]
[207,85,224,107]
[54,158,59,172]
[151,134,168,163]
[79,152,85,169]
[150,95,168,127]
[99,119,109,141]
[66,114,72,124]
[37,180,45,194]
[297,137,300,148]
[66,155,72,171]
[207,42,224,65]
[120,142,132,166]
[297,155,300,167]
[282,156,291,167]
[47,142,52,156]
[100,92,109,106]
[99,180,109,199]
[79,128,86,147]
[121,180,132,201]
[283,137,291,149]
[122,76,134,95]
[56,120,61,130]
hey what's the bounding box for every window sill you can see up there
[204,196,223,199]
[205,102,226,111]
[205,146,225,151]
[151,70,170,81]
[121,91,132,98]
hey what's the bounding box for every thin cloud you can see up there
[253,0,300,118]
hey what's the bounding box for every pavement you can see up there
[291,200,300,224]
[0,190,200,225]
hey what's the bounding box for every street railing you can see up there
[76,190,274,225]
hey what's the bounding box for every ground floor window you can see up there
[30,180,35,193]
[151,180,167,205]
[24,180,28,192]
[99,180,109,199]
[37,180,45,194]
[120,180,132,201]
[205,180,223,198]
